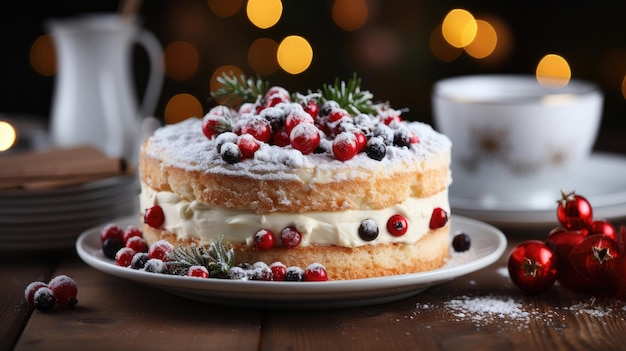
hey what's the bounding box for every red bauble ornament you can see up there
[556,190,593,231]
[545,226,587,291]
[590,219,616,240]
[508,240,558,293]
[569,235,618,292]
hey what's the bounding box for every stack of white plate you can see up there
[0,175,139,252]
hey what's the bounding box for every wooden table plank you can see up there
[0,255,58,351]
[13,254,263,351]
[261,241,626,351]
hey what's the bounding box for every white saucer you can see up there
[76,215,507,309]
[451,152,626,228]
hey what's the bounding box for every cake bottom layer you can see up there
[142,223,450,280]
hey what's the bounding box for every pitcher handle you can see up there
[135,29,164,119]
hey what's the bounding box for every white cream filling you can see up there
[139,183,450,248]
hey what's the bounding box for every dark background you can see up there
[1,0,626,147]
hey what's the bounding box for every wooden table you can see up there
[3,222,626,351]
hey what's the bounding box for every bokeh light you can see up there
[30,34,56,77]
[430,24,462,62]
[463,19,497,59]
[332,0,368,31]
[163,41,200,81]
[0,121,17,151]
[536,54,571,88]
[248,38,279,75]
[207,0,244,18]
[164,93,203,124]
[621,75,626,100]
[277,35,313,75]
[441,9,477,48]
[246,0,283,29]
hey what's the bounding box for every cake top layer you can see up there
[143,74,451,184]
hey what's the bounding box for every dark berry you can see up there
[220,142,241,164]
[284,266,304,281]
[358,219,379,241]
[102,238,124,259]
[250,262,273,281]
[228,267,249,280]
[387,215,408,236]
[393,128,412,148]
[131,252,150,269]
[429,207,448,229]
[144,206,165,228]
[143,258,167,273]
[48,275,78,307]
[33,287,56,312]
[452,232,471,252]
[364,137,386,161]
[254,229,276,251]
[237,262,253,270]
[280,227,302,248]
[24,281,47,307]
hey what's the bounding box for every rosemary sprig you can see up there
[166,238,234,278]
[321,73,379,115]
[211,72,269,108]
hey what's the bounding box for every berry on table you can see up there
[48,275,78,307]
[387,215,408,236]
[429,208,448,229]
[144,206,165,228]
[33,287,56,312]
[280,227,302,248]
[24,281,48,307]
[508,240,558,293]
[254,229,276,251]
[452,232,471,252]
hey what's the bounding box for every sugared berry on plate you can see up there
[125,236,148,253]
[123,225,143,243]
[148,240,174,261]
[304,263,328,282]
[131,252,150,270]
[116,247,137,267]
[187,265,210,278]
[102,238,124,259]
[144,259,167,273]
[100,223,124,243]
[452,232,471,252]
[270,262,287,281]
[285,266,305,281]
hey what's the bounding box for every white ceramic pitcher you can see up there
[48,14,163,165]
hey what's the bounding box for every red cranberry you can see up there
[429,207,448,229]
[280,227,302,248]
[254,229,275,251]
[386,215,408,236]
[144,206,165,228]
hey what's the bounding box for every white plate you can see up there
[76,215,507,309]
[451,153,626,228]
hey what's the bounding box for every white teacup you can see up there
[432,75,603,210]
